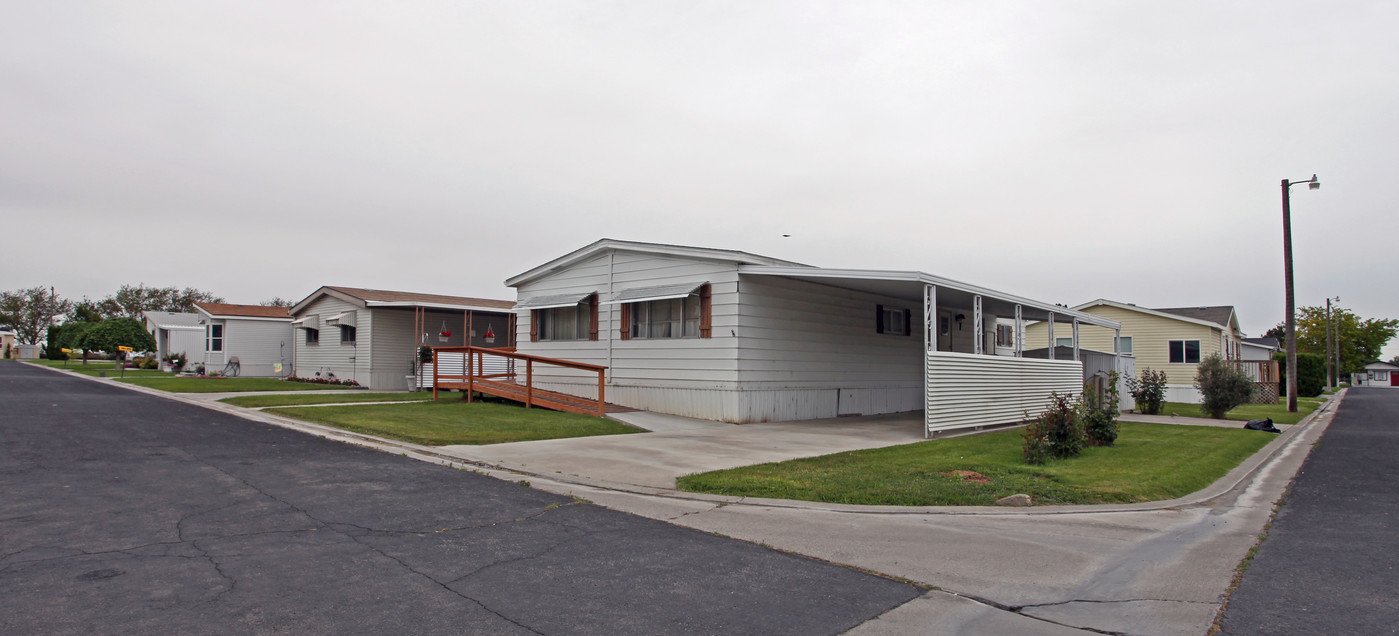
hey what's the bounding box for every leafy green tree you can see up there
[1269,305,1399,375]
[76,318,155,356]
[260,297,295,307]
[0,287,71,345]
[1195,354,1256,418]
[1275,352,1325,398]
[96,284,224,320]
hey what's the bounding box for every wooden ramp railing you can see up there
[431,346,608,417]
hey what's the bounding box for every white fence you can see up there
[926,351,1082,435]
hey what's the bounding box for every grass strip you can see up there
[221,392,436,408]
[677,422,1274,506]
[1159,399,1319,425]
[267,400,641,445]
[119,377,356,393]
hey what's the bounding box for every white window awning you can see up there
[324,311,357,326]
[291,314,319,329]
[514,292,595,311]
[603,282,707,306]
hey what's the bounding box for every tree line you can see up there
[1264,303,1399,373]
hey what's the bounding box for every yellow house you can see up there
[1024,299,1244,403]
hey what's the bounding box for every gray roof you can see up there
[1244,337,1280,348]
[1153,306,1236,328]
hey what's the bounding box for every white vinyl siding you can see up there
[215,318,293,377]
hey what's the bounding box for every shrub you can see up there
[1195,354,1256,418]
[1023,392,1084,465]
[1274,352,1325,398]
[286,375,361,387]
[1126,368,1168,415]
[1080,371,1120,446]
[140,356,159,370]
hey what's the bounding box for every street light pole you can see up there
[1282,174,1320,413]
[1325,297,1333,389]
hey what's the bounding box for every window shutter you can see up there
[588,294,599,341]
[699,284,712,338]
[619,304,631,340]
[903,309,911,336]
[876,305,886,334]
[529,309,539,342]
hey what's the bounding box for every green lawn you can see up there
[221,392,436,408]
[266,400,641,445]
[676,422,1276,506]
[1155,398,1320,425]
[118,377,357,393]
[26,359,171,377]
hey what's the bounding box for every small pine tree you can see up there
[1195,354,1256,418]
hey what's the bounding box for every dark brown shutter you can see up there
[876,305,886,334]
[588,294,599,341]
[699,284,712,338]
[619,304,631,340]
[529,309,540,342]
[903,309,912,336]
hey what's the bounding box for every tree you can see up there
[95,284,224,320]
[1269,305,1399,375]
[260,297,295,308]
[76,318,156,356]
[0,287,71,345]
[1195,354,1256,418]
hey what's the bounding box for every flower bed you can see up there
[285,375,361,387]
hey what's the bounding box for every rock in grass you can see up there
[996,494,1032,507]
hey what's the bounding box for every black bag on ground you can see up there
[1244,418,1281,433]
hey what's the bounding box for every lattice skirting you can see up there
[1253,382,1279,404]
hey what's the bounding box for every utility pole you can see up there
[1325,298,1333,388]
[1281,175,1319,412]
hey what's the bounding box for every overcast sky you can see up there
[4,2,1396,358]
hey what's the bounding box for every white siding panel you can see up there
[293,296,366,384]
[222,320,294,377]
[926,351,1081,434]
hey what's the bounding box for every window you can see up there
[340,325,356,344]
[539,305,590,341]
[207,324,223,352]
[305,328,319,345]
[876,305,910,336]
[1169,339,1200,364]
[1117,336,1133,354]
[632,295,701,339]
[1375,371,1390,382]
[1056,337,1074,347]
[939,315,950,336]
[995,324,1014,347]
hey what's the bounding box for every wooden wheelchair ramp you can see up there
[431,346,627,417]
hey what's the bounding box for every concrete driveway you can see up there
[440,412,927,489]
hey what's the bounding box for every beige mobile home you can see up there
[290,286,514,390]
[504,240,1120,434]
[1024,299,1246,404]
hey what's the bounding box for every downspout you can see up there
[606,252,615,384]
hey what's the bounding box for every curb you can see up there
[33,362,1343,517]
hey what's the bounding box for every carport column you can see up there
[1047,312,1055,360]
[1072,318,1080,362]
[1014,305,1024,357]
[924,284,936,439]
[972,296,983,355]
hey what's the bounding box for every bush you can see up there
[1274,352,1326,398]
[1195,354,1256,418]
[1023,393,1085,465]
[1080,371,1120,446]
[139,356,159,370]
[1126,368,1168,415]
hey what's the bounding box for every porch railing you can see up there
[431,346,608,417]
[1230,360,1281,403]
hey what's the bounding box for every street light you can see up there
[1282,174,1319,413]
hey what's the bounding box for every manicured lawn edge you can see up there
[266,400,642,445]
[677,422,1277,506]
[220,393,435,408]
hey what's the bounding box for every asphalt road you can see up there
[1219,387,1399,635]
[0,362,919,634]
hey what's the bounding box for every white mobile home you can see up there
[508,240,1120,434]
[290,286,514,390]
[193,303,294,377]
[143,311,204,370]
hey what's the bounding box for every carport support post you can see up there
[1072,319,1080,362]
[1047,313,1055,360]
[923,284,936,439]
[1014,305,1023,357]
[973,295,983,355]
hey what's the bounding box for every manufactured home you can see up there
[1353,361,1399,387]
[502,240,1120,435]
[143,310,204,370]
[192,303,295,377]
[290,286,514,390]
